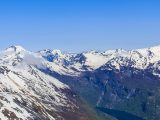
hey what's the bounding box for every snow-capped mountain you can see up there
[37,45,160,120]
[0,46,94,120]
[38,45,160,78]
[1,45,160,120]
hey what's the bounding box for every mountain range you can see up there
[0,45,160,120]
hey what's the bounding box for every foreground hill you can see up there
[0,46,94,120]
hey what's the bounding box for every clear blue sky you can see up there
[0,0,160,52]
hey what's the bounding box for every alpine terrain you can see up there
[0,45,160,120]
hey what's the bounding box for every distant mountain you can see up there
[0,45,160,120]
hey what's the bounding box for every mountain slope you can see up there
[0,46,95,120]
[37,45,160,120]
[1,45,160,120]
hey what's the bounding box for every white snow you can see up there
[0,45,160,119]
[0,45,75,120]
[83,52,108,69]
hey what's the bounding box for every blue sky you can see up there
[0,0,160,52]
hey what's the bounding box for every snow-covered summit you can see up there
[0,46,86,120]
[5,45,26,53]
[1,45,160,75]
[36,45,160,75]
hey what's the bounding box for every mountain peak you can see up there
[52,49,63,55]
[5,45,26,53]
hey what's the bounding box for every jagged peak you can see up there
[52,49,63,55]
[147,45,160,49]
[129,45,160,52]
[104,48,127,55]
[38,49,52,54]
[126,45,160,57]
[5,45,26,53]
[85,50,100,54]
[148,45,160,53]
